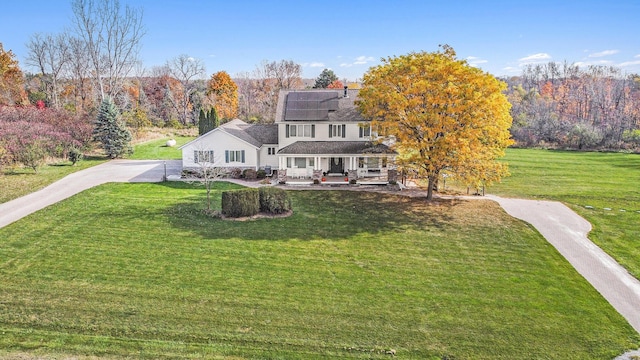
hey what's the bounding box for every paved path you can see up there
[488,195,640,334]
[0,160,182,229]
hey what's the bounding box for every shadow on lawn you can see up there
[165,186,458,241]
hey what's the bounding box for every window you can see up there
[358,157,380,169]
[367,157,379,168]
[329,124,346,138]
[194,150,214,164]
[359,125,371,138]
[286,157,310,168]
[286,124,315,138]
[225,150,245,163]
[267,147,276,155]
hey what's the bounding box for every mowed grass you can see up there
[0,135,193,205]
[129,136,195,160]
[0,182,638,359]
[0,158,106,204]
[490,148,640,279]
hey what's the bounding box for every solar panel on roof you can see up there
[284,91,340,120]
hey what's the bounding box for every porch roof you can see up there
[278,141,395,155]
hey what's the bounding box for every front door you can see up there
[329,157,343,174]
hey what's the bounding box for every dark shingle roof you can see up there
[275,89,365,123]
[242,124,278,145]
[278,141,394,155]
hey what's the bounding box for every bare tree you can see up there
[190,144,225,211]
[166,54,206,125]
[252,59,303,122]
[71,0,145,100]
[25,32,71,108]
[64,36,93,111]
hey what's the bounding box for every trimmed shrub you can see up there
[259,187,292,215]
[222,189,259,218]
[243,168,258,180]
[230,168,242,179]
[256,169,266,179]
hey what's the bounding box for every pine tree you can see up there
[93,97,133,159]
[198,107,219,135]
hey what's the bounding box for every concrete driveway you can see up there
[0,160,182,229]
[488,195,640,335]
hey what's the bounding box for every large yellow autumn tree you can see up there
[358,46,513,200]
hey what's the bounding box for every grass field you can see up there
[0,158,106,204]
[128,135,195,160]
[0,135,194,205]
[490,148,640,279]
[0,182,638,359]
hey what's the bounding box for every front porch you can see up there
[277,155,396,185]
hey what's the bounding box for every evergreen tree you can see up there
[93,97,132,159]
[198,107,219,135]
[313,68,338,89]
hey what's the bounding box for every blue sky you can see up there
[1,0,639,81]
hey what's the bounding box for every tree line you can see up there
[505,62,640,150]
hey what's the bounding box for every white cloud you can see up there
[518,53,552,64]
[588,49,619,58]
[635,54,640,59]
[308,62,325,68]
[353,56,375,65]
[466,56,488,67]
[339,63,352,68]
[502,66,520,74]
[619,60,640,67]
[574,60,614,68]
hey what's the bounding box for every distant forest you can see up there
[503,62,640,151]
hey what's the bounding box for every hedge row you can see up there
[221,187,292,218]
[222,189,259,218]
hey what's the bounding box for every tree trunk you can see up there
[426,175,436,200]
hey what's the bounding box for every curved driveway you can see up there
[0,160,182,229]
[488,195,640,334]
[1,162,639,338]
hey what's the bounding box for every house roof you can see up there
[275,89,365,123]
[278,141,395,155]
[178,119,278,149]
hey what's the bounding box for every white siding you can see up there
[181,129,258,169]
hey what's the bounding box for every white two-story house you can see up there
[180,88,396,184]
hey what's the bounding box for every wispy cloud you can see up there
[619,60,640,67]
[574,60,613,68]
[340,56,376,67]
[635,54,640,59]
[466,56,488,67]
[588,49,619,58]
[518,53,552,64]
[502,66,520,74]
[308,62,325,68]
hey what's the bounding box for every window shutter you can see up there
[311,124,315,138]
[286,124,290,138]
[359,126,363,138]
[328,124,332,138]
[241,150,245,163]
[209,150,214,162]
[225,150,229,163]
[194,150,199,163]
[342,124,346,138]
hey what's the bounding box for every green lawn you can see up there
[490,148,640,279]
[0,136,194,205]
[0,182,637,359]
[129,136,195,160]
[0,158,107,204]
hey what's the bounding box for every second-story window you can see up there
[359,125,371,138]
[286,124,315,138]
[329,124,346,138]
